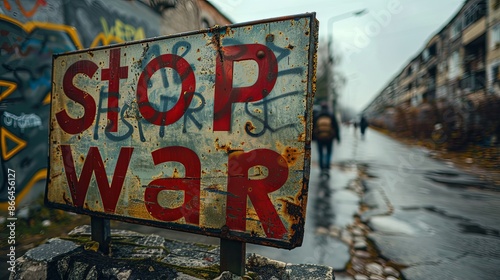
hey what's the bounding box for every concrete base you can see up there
[10,225,335,280]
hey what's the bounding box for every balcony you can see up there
[463,16,486,45]
[427,79,436,90]
[469,57,485,71]
[460,71,486,93]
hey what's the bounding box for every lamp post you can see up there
[326,9,367,112]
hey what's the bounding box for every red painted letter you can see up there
[214,44,278,131]
[136,54,195,126]
[226,149,288,239]
[61,145,134,213]
[145,146,200,225]
[101,48,129,132]
[56,60,98,134]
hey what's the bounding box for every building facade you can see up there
[365,0,498,146]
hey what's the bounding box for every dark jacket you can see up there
[360,116,369,132]
[313,110,340,143]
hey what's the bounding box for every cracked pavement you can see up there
[346,126,500,280]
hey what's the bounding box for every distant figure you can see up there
[360,115,369,136]
[313,103,340,175]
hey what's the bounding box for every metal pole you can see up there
[220,238,246,276]
[91,217,111,254]
[326,9,368,111]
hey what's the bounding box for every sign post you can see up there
[47,13,318,274]
[220,238,246,275]
[90,217,110,254]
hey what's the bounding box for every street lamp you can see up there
[327,9,368,48]
[326,9,367,112]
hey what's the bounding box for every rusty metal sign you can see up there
[47,13,318,249]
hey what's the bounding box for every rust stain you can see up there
[126,201,147,217]
[63,192,71,205]
[152,172,164,180]
[249,165,268,179]
[277,155,287,168]
[214,138,232,153]
[283,146,301,166]
[277,183,307,243]
[298,132,306,142]
[245,121,256,132]
[266,34,274,42]
[172,168,180,178]
[312,49,317,79]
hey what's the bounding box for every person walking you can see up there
[313,103,340,176]
[360,115,369,137]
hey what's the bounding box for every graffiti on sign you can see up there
[47,14,318,248]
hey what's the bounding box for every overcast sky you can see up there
[208,0,465,113]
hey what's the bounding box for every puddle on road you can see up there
[458,223,500,238]
[334,189,359,203]
[369,216,415,235]
[424,170,488,188]
[459,193,489,201]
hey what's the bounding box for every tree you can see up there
[315,41,346,111]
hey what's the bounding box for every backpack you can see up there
[314,115,335,141]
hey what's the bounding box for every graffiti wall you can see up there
[0,0,163,210]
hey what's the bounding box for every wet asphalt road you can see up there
[246,125,500,279]
[346,127,500,280]
[115,125,500,279]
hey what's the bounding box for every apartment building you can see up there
[365,0,498,144]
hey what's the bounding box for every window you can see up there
[448,51,460,79]
[411,62,419,74]
[491,24,500,49]
[436,86,447,98]
[422,44,437,62]
[493,0,500,10]
[463,1,487,29]
[493,65,500,82]
[423,49,429,62]
[428,43,437,57]
[451,20,462,39]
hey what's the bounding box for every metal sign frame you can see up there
[46,13,318,250]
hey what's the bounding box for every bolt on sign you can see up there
[47,13,318,249]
